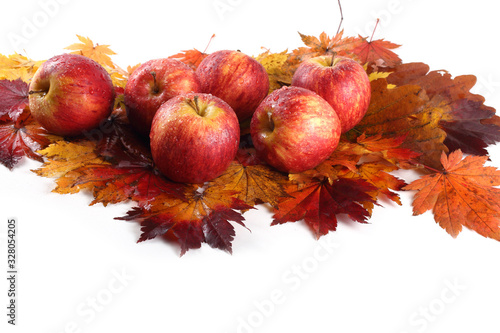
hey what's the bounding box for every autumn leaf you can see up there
[341,133,420,168]
[289,134,417,211]
[119,185,252,255]
[0,53,44,82]
[211,161,290,209]
[33,140,108,189]
[291,31,363,63]
[0,79,29,121]
[351,37,401,68]
[90,106,151,163]
[169,48,209,70]
[0,111,60,169]
[169,34,215,69]
[348,78,447,168]
[34,127,185,206]
[272,178,377,239]
[342,161,406,208]
[255,49,291,93]
[55,162,186,206]
[387,63,500,156]
[65,35,116,69]
[404,150,500,240]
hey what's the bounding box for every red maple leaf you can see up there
[119,187,252,255]
[0,110,55,169]
[272,178,377,239]
[0,79,29,121]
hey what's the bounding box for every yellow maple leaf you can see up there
[0,53,44,82]
[33,141,108,194]
[65,35,116,69]
[255,49,290,93]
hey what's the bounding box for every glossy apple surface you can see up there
[150,93,240,183]
[125,58,201,136]
[250,86,341,173]
[196,50,269,122]
[291,55,371,133]
[28,53,115,137]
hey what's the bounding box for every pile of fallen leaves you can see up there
[1,33,500,255]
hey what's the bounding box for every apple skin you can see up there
[125,58,201,137]
[150,93,240,184]
[291,55,371,133]
[195,50,269,122]
[28,53,115,137]
[250,86,341,173]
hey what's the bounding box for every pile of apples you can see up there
[28,50,371,183]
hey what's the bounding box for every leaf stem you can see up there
[336,0,344,35]
[370,18,380,43]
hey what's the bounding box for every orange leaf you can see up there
[404,150,500,240]
[169,48,208,70]
[349,79,447,168]
[351,37,401,68]
[211,161,289,209]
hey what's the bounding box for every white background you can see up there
[1,0,500,332]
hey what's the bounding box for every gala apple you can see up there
[150,93,240,184]
[196,50,269,122]
[291,55,371,133]
[28,53,115,137]
[250,86,341,173]
[125,58,201,137]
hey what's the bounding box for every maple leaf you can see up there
[169,48,208,70]
[169,34,215,69]
[0,53,44,82]
[348,78,447,168]
[119,185,252,255]
[255,49,291,93]
[34,125,185,206]
[33,140,108,189]
[0,79,29,121]
[55,162,186,206]
[272,178,377,239]
[90,106,151,163]
[404,150,500,240]
[0,111,60,169]
[387,63,500,156]
[341,161,406,209]
[211,161,290,209]
[289,134,416,210]
[65,35,116,69]
[292,31,363,63]
[351,37,401,68]
[348,133,421,169]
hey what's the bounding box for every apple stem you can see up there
[267,111,275,132]
[28,89,48,96]
[150,71,160,94]
[330,52,336,66]
[187,95,206,117]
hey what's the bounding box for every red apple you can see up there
[150,93,240,183]
[28,53,115,137]
[250,86,341,173]
[195,50,269,122]
[125,58,201,136]
[291,55,371,133]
